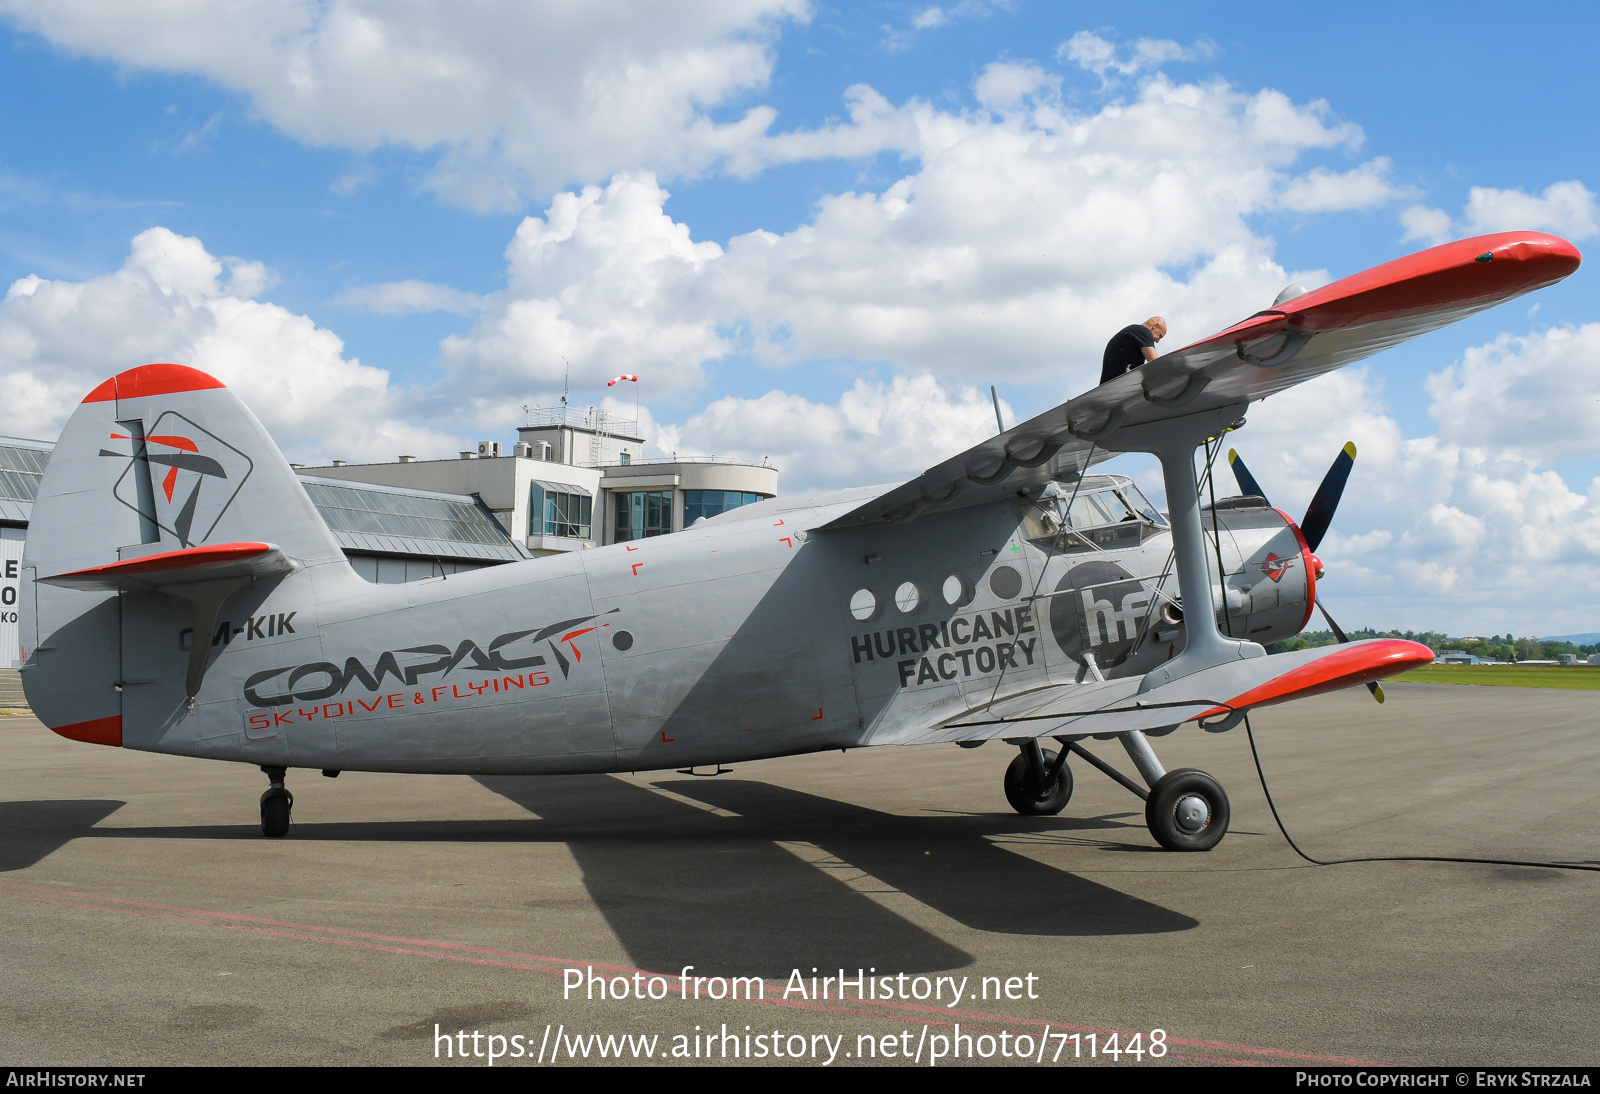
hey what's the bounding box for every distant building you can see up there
[300,406,778,556]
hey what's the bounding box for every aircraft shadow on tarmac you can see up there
[474,774,1198,978]
[0,799,125,872]
[0,774,1197,978]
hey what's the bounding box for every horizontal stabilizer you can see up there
[38,541,294,592]
[900,639,1434,744]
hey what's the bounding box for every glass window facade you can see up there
[615,490,672,540]
[683,490,763,526]
[543,491,593,539]
[301,481,509,546]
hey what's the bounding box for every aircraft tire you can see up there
[1004,749,1073,815]
[260,787,293,838]
[1145,769,1229,851]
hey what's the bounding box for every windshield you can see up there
[1116,482,1166,526]
[1022,481,1163,541]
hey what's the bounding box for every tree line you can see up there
[1267,629,1596,663]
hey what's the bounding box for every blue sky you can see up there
[3,3,1594,409]
[0,1,1597,632]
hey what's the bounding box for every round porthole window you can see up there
[942,573,975,607]
[894,581,926,615]
[989,565,1023,600]
[612,630,634,651]
[849,588,881,622]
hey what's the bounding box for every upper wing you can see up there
[821,231,1580,530]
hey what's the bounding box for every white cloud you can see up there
[1399,203,1454,246]
[1426,324,1600,465]
[1463,180,1599,240]
[1058,31,1218,81]
[437,172,729,422]
[889,1,1003,48]
[0,0,810,209]
[1399,181,1598,247]
[335,279,485,317]
[656,374,1004,490]
[973,61,1060,113]
[1276,157,1407,213]
[1228,352,1600,635]
[0,228,450,464]
[438,74,1370,411]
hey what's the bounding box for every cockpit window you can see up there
[1030,479,1171,543]
[1065,492,1114,529]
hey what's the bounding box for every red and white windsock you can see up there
[607,374,638,387]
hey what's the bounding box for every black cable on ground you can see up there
[1244,713,1600,873]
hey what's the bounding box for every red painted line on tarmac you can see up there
[0,878,1387,1065]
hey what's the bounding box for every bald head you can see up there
[1144,316,1168,341]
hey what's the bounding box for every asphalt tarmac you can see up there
[1,681,1596,1067]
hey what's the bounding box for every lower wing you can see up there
[889,638,1434,744]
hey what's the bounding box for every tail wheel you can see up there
[1145,769,1229,851]
[1004,749,1073,816]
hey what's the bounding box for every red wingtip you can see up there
[1198,639,1434,719]
[81,363,227,404]
[1272,232,1582,332]
[50,715,123,747]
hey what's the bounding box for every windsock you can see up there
[607,374,638,387]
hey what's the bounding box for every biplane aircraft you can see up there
[18,231,1581,849]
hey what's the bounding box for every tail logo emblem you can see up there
[102,411,253,547]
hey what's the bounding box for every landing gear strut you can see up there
[1002,729,1231,850]
[260,765,293,838]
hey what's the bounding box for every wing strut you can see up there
[1101,402,1267,688]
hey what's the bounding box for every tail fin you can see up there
[22,363,344,733]
[30,363,342,572]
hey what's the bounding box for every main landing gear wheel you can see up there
[1145,769,1229,851]
[1004,749,1073,816]
[259,765,292,838]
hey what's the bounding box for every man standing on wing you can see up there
[1100,316,1167,385]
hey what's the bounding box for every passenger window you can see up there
[1020,504,1061,540]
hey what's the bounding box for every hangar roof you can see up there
[0,437,51,525]
[297,476,528,563]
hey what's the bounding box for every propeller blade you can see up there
[1315,600,1348,642]
[1299,441,1357,552]
[1227,448,1268,504]
[1316,599,1383,702]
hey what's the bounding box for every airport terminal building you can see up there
[0,406,778,668]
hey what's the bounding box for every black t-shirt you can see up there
[1100,324,1157,384]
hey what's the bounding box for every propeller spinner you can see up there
[1227,442,1383,703]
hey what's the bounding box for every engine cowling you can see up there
[1202,501,1317,647]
